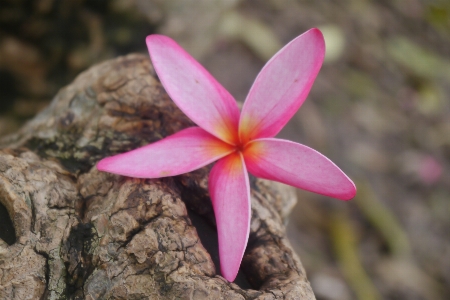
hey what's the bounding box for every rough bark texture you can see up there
[0,54,315,299]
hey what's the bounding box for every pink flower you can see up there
[97,28,356,282]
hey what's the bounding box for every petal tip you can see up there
[301,28,325,60]
[308,27,323,35]
[96,158,108,172]
[221,267,239,282]
[96,157,118,174]
[306,27,324,40]
[309,27,326,54]
[145,34,154,43]
[146,34,174,52]
[146,33,166,43]
[337,179,357,201]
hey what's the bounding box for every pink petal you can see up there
[243,138,356,200]
[146,35,241,145]
[97,127,234,178]
[239,28,325,144]
[209,152,251,282]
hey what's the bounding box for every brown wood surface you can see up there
[0,54,315,299]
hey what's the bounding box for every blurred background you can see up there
[0,0,449,299]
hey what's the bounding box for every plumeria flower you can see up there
[97,28,356,282]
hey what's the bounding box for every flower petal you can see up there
[239,28,325,143]
[146,35,241,145]
[209,152,251,282]
[97,127,234,178]
[243,138,356,200]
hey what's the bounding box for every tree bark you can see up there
[0,54,315,299]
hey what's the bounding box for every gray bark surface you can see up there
[0,54,315,299]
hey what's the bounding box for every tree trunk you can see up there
[0,54,315,299]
